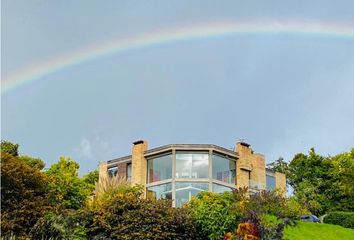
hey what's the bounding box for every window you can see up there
[266,175,276,191]
[176,152,209,179]
[147,153,172,183]
[212,183,233,193]
[147,183,172,200]
[127,163,132,181]
[175,182,209,207]
[212,154,236,184]
[108,166,118,177]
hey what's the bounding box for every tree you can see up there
[1,152,52,238]
[1,140,19,156]
[19,155,45,170]
[46,156,94,209]
[267,157,289,175]
[83,169,99,185]
[286,148,354,215]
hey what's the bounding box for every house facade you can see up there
[99,140,286,207]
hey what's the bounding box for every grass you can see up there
[283,221,354,240]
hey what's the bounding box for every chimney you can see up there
[235,140,252,157]
[131,140,148,186]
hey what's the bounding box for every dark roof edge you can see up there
[145,144,238,157]
[107,143,238,165]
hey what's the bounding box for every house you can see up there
[99,140,286,207]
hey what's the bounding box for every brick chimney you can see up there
[131,140,148,186]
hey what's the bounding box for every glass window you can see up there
[108,166,118,177]
[127,163,132,181]
[175,182,209,207]
[176,152,209,179]
[212,183,233,193]
[266,175,276,191]
[147,154,172,183]
[212,154,236,184]
[147,183,172,200]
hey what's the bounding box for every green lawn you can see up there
[284,222,354,240]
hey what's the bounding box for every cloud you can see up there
[77,138,93,159]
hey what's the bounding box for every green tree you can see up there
[1,140,19,156]
[328,148,354,211]
[267,157,289,175]
[286,148,354,215]
[46,156,94,209]
[83,169,99,185]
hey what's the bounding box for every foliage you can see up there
[329,149,354,211]
[323,211,354,229]
[236,212,261,240]
[30,210,87,239]
[187,191,240,240]
[90,171,139,203]
[19,155,45,170]
[284,197,310,219]
[83,186,200,240]
[283,221,354,240]
[266,157,289,175]
[1,152,53,238]
[83,169,99,185]
[1,140,19,156]
[224,212,285,240]
[269,148,354,216]
[246,190,287,217]
[45,156,94,209]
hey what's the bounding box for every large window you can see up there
[266,175,276,191]
[176,152,209,179]
[212,183,233,193]
[175,182,209,207]
[147,154,172,183]
[212,154,236,184]
[147,183,172,200]
[145,149,237,207]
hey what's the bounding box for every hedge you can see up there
[323,211,354,229]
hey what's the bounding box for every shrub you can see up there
[84,189,199,240]
[245,190,287,217]
[30,210,86,239]
[187,191,241,240]
[323,211,354,229]
[283,197,310,220]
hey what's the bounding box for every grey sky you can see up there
[2,0,354,174]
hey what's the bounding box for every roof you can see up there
[107,143,238,166]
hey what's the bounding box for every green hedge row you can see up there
[323,211,354,229]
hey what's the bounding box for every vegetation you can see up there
[323,211,354,229]
[87,192,199,239]
[268,148,354,216]
[1,152,53,238]
[283,222,354,240]
[1,139,353,239]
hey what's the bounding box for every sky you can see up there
[1,0,354,174]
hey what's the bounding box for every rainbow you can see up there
[2,20,354,94]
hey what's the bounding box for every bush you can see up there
[84,188,199,240]
[245,191,308,221]
[323,211,354,229]
[187,191,241,240]
[30,210,86,239]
